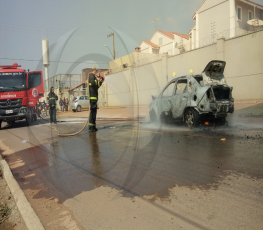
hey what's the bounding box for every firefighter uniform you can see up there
[89,72,102,132]
[47,87,58,123]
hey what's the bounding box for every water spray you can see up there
[40,79,92,137]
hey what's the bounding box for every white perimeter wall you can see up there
[104,29,263,107]
[224,30,263,99]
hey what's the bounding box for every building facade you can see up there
[140,30,190,55]
[189,0,263,49]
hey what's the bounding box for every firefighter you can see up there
[36,100,41,117]
[47,86,58,124]
[88,66,104,132]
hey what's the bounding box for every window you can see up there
[175,79,187,94]
[28,72,41,88]
[248,10,253,20]
[260,11,263,20]
[159,38,163,45]
[0,72,26,91]
[194,75,203,85]
[79,96,84,100]
[85,96,89,100]
[163,82,175,96]
[237,6,242,21]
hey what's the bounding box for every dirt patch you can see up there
[0,155,27,230]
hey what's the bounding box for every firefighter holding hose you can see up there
[88,66,104,132]
[47,86,58,124]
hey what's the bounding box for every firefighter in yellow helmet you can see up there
[88,66,104,132]
[47,86,58,124]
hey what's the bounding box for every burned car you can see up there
[149,61,234,127]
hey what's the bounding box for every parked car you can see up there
[149,60,234,127]
[71,95,89,112]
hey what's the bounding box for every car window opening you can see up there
[176,79,187,94]
[189,81,194,91]
[163,82,176,97]
[194,75,203,85]
[206,89,213,101]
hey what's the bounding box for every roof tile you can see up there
[142,40,159,48]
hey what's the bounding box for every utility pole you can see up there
[107,32,115,60]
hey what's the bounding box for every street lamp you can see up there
[105,44,114,59]
[107,33,116,60]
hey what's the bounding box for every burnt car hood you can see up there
[202,60,226,85]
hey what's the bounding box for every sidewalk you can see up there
[57,100,263,120]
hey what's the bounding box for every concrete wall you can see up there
[105,29,263,107]
[224,29,263,99]
[109,52,162,74]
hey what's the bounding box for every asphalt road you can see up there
[0,103,262,230]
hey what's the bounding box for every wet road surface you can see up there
[0,103,263,229]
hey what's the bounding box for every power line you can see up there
[0,27,106,36]
[0,58,109,64]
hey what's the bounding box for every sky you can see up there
[0,0,262,78]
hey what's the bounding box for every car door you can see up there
[79,96,84,108]
[27,71,44,107]
[171,78,188,118]
[84,96,89,108]
[156,81,176,117]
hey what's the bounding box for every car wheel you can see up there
[0,121,2,129]
[215,117,226,126]
[184,108,200,127]
[149,110,157,123]
[72,109,76,112]
[77,105,81,112]
[7,121,14,125]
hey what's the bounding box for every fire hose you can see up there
[39,77,103,137]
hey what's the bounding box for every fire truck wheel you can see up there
[33,114,37,121]
[26,112,32,126]
[26,116,32,126]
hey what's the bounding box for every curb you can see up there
[0,160,45,230]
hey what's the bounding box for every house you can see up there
[139,30,190,55]
[189,0,263,48]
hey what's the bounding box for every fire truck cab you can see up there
[0,63,44,129]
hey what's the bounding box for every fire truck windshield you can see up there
[0,72,26,92]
